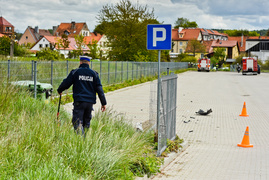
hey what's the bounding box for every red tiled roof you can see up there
[0,17,14,27]
[54,22,87,37]
[211,40,237,47]
[203,40,214,53]
[39,29,52,36]
[228,36,246,52]
[172,28,201,41]
[84,33,103,44]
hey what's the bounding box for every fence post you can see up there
[167,68,170,75]
[51,60,53,85]
[108,61,110,85]
[115,61,117,83]
[31,60,34,81]
[136,63,138,79]
[132,62,134,80]
[34,61,37,99]
[66,60,69,76]
[7,59,10,80]
[127,61,129,80]
[121,61,123,82]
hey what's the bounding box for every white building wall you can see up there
[251,51,269,63]
[31,37,51,51]
[246,41,259,50]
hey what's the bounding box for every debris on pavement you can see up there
[136,122,143,132]
[196,108,212,115]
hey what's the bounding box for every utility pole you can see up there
[9,34,15,58]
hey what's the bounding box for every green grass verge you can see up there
[0,81,163,179]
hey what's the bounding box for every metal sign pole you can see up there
[157,50,161,133]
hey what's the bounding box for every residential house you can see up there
[0,16,14,36]
[171,28,228,59]
[31,35,90,58]
[210,39,239,63]
[171,28,202,55]
[19,26,52,46]
[200,28,228,41]
[54,21,90,37]
[228,35,247,54]
[84,33,110,59]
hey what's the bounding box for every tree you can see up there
[212,47,226,66]
[94,22,106,35]
[97,0,159,61]
[88,39,99,59]
[60,34,70,51]
[74,34,86,56]
[224,29,260,37]
[188,39,205,57]
[174,17,198,29]
[0,36,10,55]
[266,29,269,36]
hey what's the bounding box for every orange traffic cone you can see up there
[239,102,249,117]
[237,126,253,148]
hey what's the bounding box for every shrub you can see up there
[36,48,61,60]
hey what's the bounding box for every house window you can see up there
[5,27,10,32]
[180,42,183,46]
[26,36,28,40]
[43,39,45,42]
[39,44,43,48]
[45,44,48,48]
[179,49,183,54]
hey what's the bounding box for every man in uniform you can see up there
[57,56,107,135]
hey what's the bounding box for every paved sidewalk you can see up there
[64,71,269,179]
[153,71,269,179]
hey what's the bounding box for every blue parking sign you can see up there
[147,24,172,50]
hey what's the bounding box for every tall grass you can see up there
[0,80,162,179]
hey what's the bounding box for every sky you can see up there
[1,0,268,33]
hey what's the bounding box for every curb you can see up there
[135,141,189,180]
[159,141,189,171]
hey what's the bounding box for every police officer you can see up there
[57,56,107,135]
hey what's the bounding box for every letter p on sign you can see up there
[147,24,171,50]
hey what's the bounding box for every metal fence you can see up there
[0,60,187,96]
[150,74,178,156]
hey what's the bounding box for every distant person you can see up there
[237,63,241,73]
[57,56,107,135]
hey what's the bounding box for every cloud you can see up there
[60,0,82,5]
[2,0,268,33]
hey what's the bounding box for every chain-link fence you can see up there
[150,74,178,156]
[0,60,187,96]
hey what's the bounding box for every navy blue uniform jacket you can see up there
[57,63,107,106]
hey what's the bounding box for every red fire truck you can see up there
[197,58,210,72]
[242,57,259,75]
